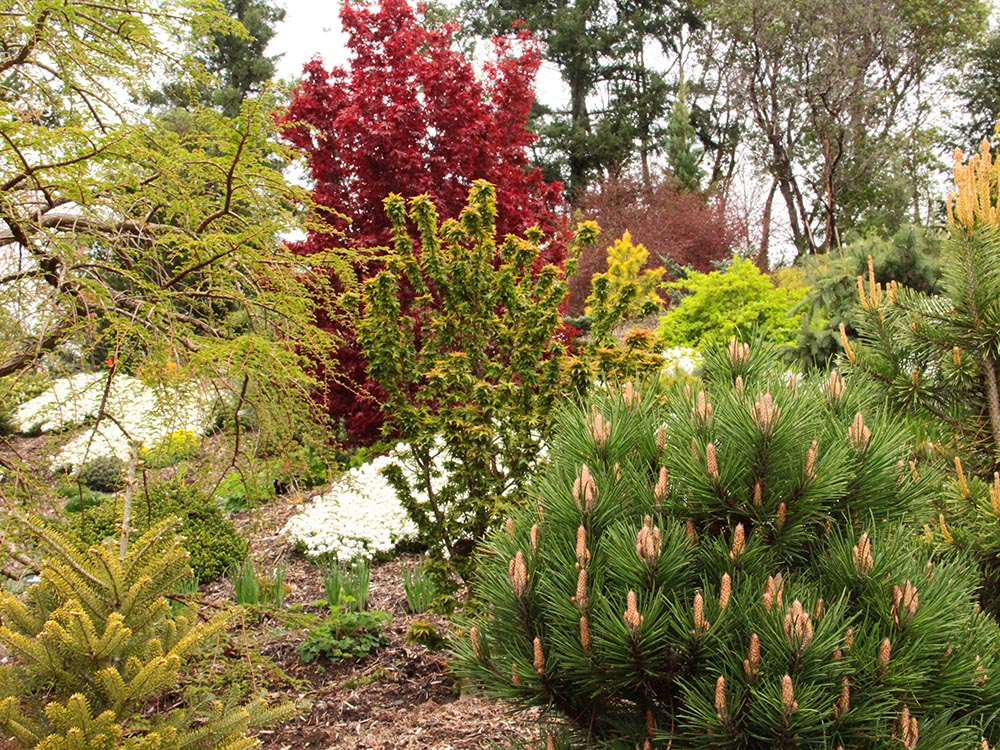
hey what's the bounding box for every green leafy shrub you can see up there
[68,477,248,582]
[140,428,201,468]
[0,517,293,749]
[77,454,126,493]
[455,339,1000,749]
[297,609,390,663]
[57,479,107,513]
[214,446,332,512]
[358,182,598,584]
[655,257,808,349]
[405,617,446,650]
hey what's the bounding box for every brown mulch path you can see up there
[224,496,543,750]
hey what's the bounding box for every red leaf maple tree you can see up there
[280,0,568,444]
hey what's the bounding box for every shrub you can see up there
[791,225,942,370]
[584,231,665,321]
[567,174,748,316]
[297,609,391,663]
[0,517,292,748]
[455,339,1000,749]
[68,477,248,582]
[77,455,126,494]
[279,0,567,447]
[359,182,597,583]
[655,257,808,350]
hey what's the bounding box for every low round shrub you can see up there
[77,454,126,493]
[455,340,1000,749]
[655,257,807,350]
[141,429,201,468]
[67,477,247,582]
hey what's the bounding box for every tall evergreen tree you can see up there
[146,0,285,117]
[462,0,700,198]
[664,81,704,193]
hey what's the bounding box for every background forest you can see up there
[3,0,1000,748]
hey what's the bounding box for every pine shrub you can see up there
[455,339,1000,749]
[0,517,293,749]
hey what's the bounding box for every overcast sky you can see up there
[267,0,349,79]
[265,0,568,104]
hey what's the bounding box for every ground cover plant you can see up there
[456,339,1000,748]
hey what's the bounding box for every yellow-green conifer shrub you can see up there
[0,518,292,749]
[358,182,598,584]
[455,339,1000,749]
[585,231,665,321]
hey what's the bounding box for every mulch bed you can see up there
[225,496,543,750]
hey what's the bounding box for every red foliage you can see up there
[567,175,748,316]
[279,0,568,444]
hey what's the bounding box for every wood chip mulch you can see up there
[221,495,544,750]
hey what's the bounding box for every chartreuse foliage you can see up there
[585,231,664,322]
[455,339,1000,749]
[0,517,292,749]
[655,258,807,350]
[572,232,668,393]
[358,182,598,583]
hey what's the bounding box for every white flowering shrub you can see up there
[661,346,702,379]
[283,446,426,561]
[12,372,217,472]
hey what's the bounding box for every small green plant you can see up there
[141,428,201,468]
[405,617,446,650]
[345,557,370,611]
[319,556,371,612]
[297,608,390,663]
[0,517,294,748]
[76,455,126,493]
[319,558,344,610]
[402,561,438,614]
[262,563,288,609]
[231,559,287,609]
[58,480,106,513]
[67,476,248,582]
[214,469,273,512]
[231,558,262,606]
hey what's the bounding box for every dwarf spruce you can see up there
[0,517,292,749]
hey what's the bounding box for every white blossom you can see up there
[12,371,218,471]
[283,447,424,561]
